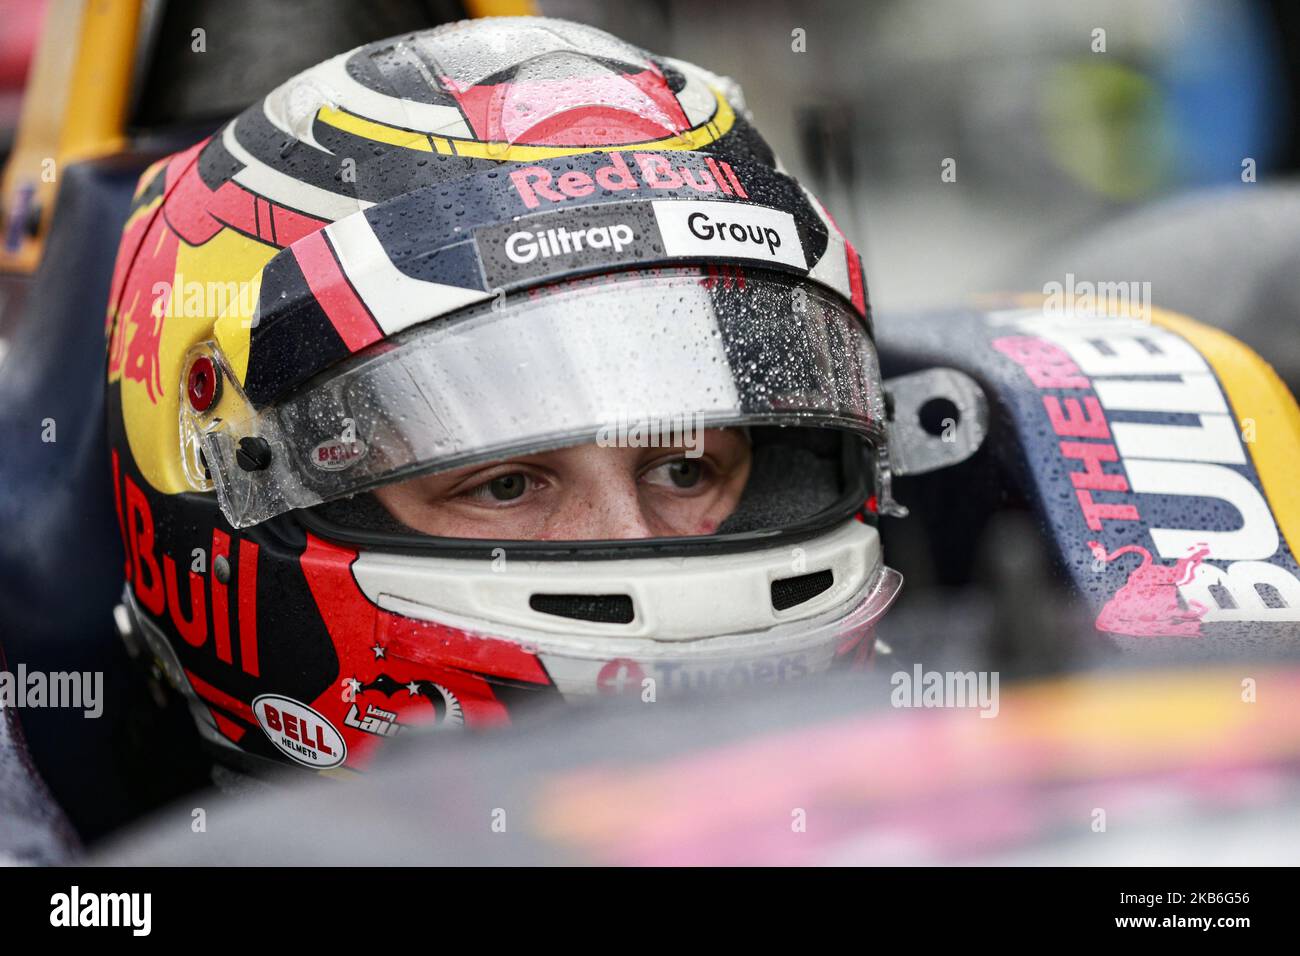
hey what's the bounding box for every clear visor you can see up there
[189,267,885,529]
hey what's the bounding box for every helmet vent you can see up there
[770,569,834,611]
[529,593,635,625]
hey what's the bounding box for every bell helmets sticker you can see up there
[310,436,367,471]
[253,694,348,769]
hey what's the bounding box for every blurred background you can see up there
[550,0,1292,299]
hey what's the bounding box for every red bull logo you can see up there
[510,152,748,209]
[1089,542,1211,637]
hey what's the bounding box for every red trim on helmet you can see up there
[164,166,235,246]
[185,667,256,724]
[844,240,867,316]
[298,534,552,686]
[162,155,328,249]
[292,231,384,352]
[814,201,868,318]
[163,139,207,193]
[380,610,552,685]
[106,142,204,333]
[110,449,131,583]
[271,204,325,246]
[238,539,261,677]
[210,711,248,743]
[296,533,556,763]
[441,67,691,147]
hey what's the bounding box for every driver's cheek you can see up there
[640,487,723,537]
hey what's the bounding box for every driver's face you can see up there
[372,428,752,540]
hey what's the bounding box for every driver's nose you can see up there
[541,452,657,540]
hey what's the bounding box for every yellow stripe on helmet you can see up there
[315,88,736,162]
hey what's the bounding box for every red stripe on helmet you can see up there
[270,204,325,246]
[210,711,248,743]
[292,231,383,352]
[844,240,867,316]
[185,668,256,724]
[815,201,868,318]
[442,67,691,146]
[299,534,553,688]
[238,538,261,677]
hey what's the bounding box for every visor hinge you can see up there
[236,436,273,471]
[883,367,989,477]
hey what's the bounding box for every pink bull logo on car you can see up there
[1088,541,1211,637]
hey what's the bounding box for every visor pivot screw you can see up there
[236,436,272,472]
[213,555,231,585]
[187,356,220,412]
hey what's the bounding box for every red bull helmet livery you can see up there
[104,17,900,771]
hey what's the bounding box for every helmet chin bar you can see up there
[118,518,899,727]
[346,519,899,698]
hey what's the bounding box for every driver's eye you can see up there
[667,459,702,488]
[486,473,527,501]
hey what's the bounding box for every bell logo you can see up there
[311,437,366,471]
[253,694,347,769]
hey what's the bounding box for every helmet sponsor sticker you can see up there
[652,200,807,271]
[590,653,811,697]
[311,436,367,471]
[505,221,636,264]
[476,198,807,290]
[253,694,347,768]
[477,202,661,289]
[508,151,749,210]
[344,702,403,738]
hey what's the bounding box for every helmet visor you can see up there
[190,267,884,529]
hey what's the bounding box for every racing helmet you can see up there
[105,16,901,772]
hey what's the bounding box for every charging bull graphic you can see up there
[1089,542,1211,637]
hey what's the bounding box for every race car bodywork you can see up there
[875,299,1300,655]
